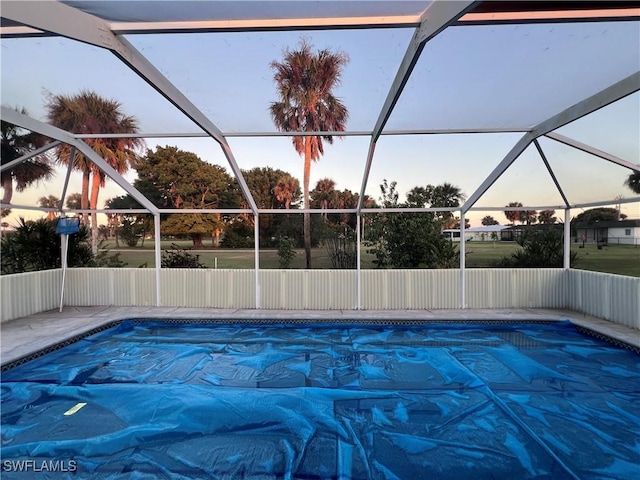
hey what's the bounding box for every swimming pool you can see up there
[1,320,639,479]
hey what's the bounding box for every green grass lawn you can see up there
[102,240,640,277]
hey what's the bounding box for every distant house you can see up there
[572,219,640,246]
[443,225,511,242]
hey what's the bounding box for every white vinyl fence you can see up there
[0,269,61,321]
[1,268,638,329]
[568,269,640,330]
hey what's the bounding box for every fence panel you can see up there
[0,269,61,322]
[569,270,640,329]
[362,270,460,310]
[261,270,356,309]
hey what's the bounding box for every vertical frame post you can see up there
[564,208,571,270]
[460,211,466,309]
[356,214,362,309]
[254,214,261,309]
[154,213,161,307]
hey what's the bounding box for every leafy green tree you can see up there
[135,145,240,248]
[270,39,349,268]
[46,91,143,253]
[538,209,557,224]
[241,167,301,210]
[481,215,499,226]
[366,180,459,269]
[572,207,620,224]
[1,109,53,216]
[238,167,301,246]
[624,171,640,194]
[105,194,152,247]
[221,218,254,248]
[497,229,577,268]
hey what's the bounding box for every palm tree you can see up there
[520,210,538,226]
[270,40,349,268]
[431,182,466,227]
[273,174,300,210]
[38,195,60,220]
[1,110,53,216]
[65,192,83,210]
[625,172,640,194]
[311,178,336,220]
[504,202,523,225]
[46,91,143,253]
[538,210,557,224]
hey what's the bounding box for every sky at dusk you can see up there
[1,12,639,226]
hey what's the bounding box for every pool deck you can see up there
[1,307,639,367]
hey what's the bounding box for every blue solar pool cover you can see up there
[1,320,639,479]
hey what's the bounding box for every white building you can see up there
[443,225,510,242]
[574,219,640,246]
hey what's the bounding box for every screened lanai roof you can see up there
[1,1,639,221]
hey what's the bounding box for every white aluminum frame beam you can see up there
[461,133,534,213]
[459,8,640,25]
[58,147,76,211]
[357,0,477,211]
[572,197,640,209]
[109,15,421,35]
[533,139,571,208]
[1,107,159,214]
[545,132,640,172]
[0,141,60,173]
[72,127,529,139]
[1,0,259,215]
[462,71,640,213]
[532,72,640,137]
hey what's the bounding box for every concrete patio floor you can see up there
[2,306,639,367]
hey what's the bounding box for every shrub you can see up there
[497,228,578,268]
[325,227,357,269]
[161,243,206,268]
[1,218,95,274]
[277,237,297,269]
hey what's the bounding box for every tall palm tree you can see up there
[46,91,143,253]
[270,40,349,268]
[625,172,640,194]
[1,110,53,216]
[273,174,300,210]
